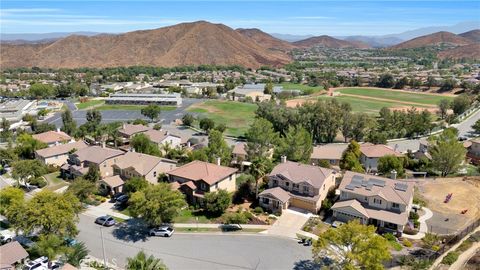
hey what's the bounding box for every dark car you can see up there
[95,215,116,227]
[112,193,126,201]
[114,195,129,207]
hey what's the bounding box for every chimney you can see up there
[281,155,287,163]
[102,141,106,148]
[216,157,221,166]
[390,170,397,180]
[56,127,61,133]
[187,141,191,148]
[122,123,126,129]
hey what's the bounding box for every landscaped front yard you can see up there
[43,171,69,191]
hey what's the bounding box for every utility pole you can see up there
[100,221,108,269]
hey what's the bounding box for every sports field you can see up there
[187,100,257,137]
[276,82,323,95]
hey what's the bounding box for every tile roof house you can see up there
[117,124,150,143]
[35,141,88,166]
[62,146,125,178]
[310,144,348,167]
[112,151,177,184]
[360,143,403,173]
[331,171,414,234]
[0,241,29,269]
[32,129,72,146]
[99,175,125,195]
[259,158,337,214]
[142,129,182,149]
[167,160,238,204]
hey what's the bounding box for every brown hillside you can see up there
[438,43,480,60]
[236,28,296,51]
[293,35,370,49]
[0,21,291,69]
[392,31,473,49]
[459,29,480,43]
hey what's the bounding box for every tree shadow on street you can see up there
[293,260,322,270]
[112,218,149,243]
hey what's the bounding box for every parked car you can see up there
[114,195,129,207]
[149,226,174,237]
[95,216,116,227]
[112,192,126,201]
[24,256,48,270]
[0,229,15,244]
[64,237,77,247]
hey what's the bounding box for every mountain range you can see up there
[0,21,478,69]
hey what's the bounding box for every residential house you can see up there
[359,144,403,173]
[142,129,182,149]
[167,160,238,204]
[62,146,125,178]
[310,144,348,167]
[117,124,150,144]
[467,139,480,164]
[112,151,177,184]
[0,241,29,270]
[35,141,88,166]
[258,157,337,214]
[232,142,248,164]
[331,171,414,234]
[99,175,124,195]
[32,129,72,147]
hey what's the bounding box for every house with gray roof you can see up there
[258,157,337,214]
[331,171,414,234]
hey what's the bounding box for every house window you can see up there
[215,183,218,189]
[153,171,157,177]
[262,198,270,204]
[365,196,368,201]
[392,203,399,208]
[293,184,299,189]
[303,186,309,192]
[373,198,382,204]
[285,182,289,187]
[273,180,278,186]
[200,183,206,190]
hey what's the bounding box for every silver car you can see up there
[149,226,174,237]
[95,215,116,227]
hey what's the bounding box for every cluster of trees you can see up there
[256,100,435,144]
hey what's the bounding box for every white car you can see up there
[24,256,48,270]
[149,226,174,237]
[0,229,15,244]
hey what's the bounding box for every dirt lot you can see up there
[416,177,480,234]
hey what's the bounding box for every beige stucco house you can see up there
[35,141,88,166]
[61,146,125,178]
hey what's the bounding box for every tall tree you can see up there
[128,183,186,227]
[141,104,162,122]
[131,133,161,156]
[250,157,269,198]
[245,118,279,160]
[86,109,102,125]
[30,234,66,261]
[126,251,168,270]
[84,165,101,182]
[438,99,451,120]
[278,126,313,163]
[264,82,274,95]
[65,242,89,267]
[313,220,391,269]
[206,130,232,165]
[181,113,195,127]
[204,189,231,216]
[472,119,480,134]
[61,109,77,135]
[378,155,405,177]
[29,83,54,99]
[15,133,48,159]
[339,140,364,173]
[429,128,466,177]
[0,117,12,142]
[199,118,215,133]
[0,187,24,215]
[11,159,47,186]
[451,95,471,115]
[66,178,96,203]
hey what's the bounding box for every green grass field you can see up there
[337,88,454,106]
[277,82,323,95]
[317,95,426,114]
[43,172,69,191]
[187,100,257,137]
[76,100,104,110]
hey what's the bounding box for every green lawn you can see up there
[173,209,215,223]
[76,100,105,110]
[96,105,177,111]
[317,95,419,114]
[277,82,323,95]
[337,88,454,106]
[43,172,69,191]
[187,100,258,137]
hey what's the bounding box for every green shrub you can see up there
[29,177,47,188]
[303,226,312,232]
[432,245,440,251]
[384,233,396,241]
[253,207,264,214]
[243,211,254,220]
[414,220,420,228]
[402,239,413,247]
[441,252,459,265]
[409,212,420,220]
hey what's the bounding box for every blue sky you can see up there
[1,1,479,35]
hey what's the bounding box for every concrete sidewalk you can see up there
[403,205,433,240]
[266,209,312,239]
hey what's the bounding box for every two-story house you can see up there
[117,124,150,144]
[360,143,403,173]
[61,146,125,178]
[310,144,348,167]
[32,129,72,147]
[258,157,337,214]
[167,160,238,205]
[112,151,177,184]
[142,129,182,149]
[331,171,414,234]
[35,141,88,166]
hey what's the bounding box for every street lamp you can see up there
[100,220,108,269]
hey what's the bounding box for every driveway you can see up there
[77,214,314,270]
[266,209,311,239]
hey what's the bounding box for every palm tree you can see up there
[126,251,167,270]
[66,242,89,267]
[250,157,268,198]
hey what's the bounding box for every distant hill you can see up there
[236,28,296,51]
[293,35,370,49]
[0,31,101,41]
[0,21,291,69]
[270,33,314,42]
[438,43,480,60]
[340,35,403,48]
[459,29,480,42]
[391,31,473,49]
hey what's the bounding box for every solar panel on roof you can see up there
[394,183,408,191]
[369,178,386,187]
[345,184,355,190]
[366,183,373,190]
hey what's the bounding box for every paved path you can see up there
[403,205,434,240]
[449,241,480,270]
[266,209,311,239]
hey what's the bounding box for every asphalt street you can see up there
[77,215,314,270]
